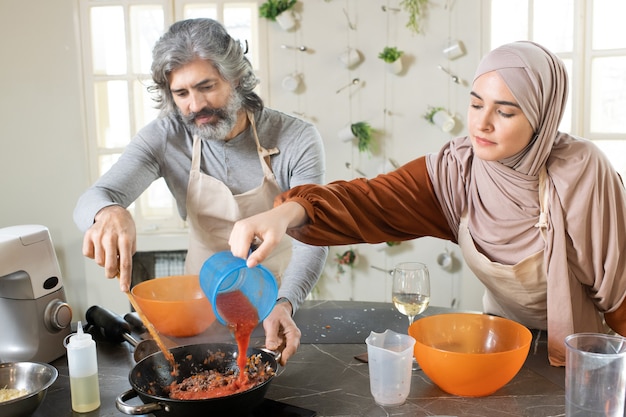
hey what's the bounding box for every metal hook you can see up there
[345,162,367,177]
[336,78,360,94]
[381,5,401,12]
[281,44,308,52]
[371,265,394,276]
[437,65,460,84]
[343,8,356,30]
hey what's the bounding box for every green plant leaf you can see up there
[259,0,297,21]
[378,46,404,63]
[423,106,446,124]
[350,121,374,153]
[400,0,428,34]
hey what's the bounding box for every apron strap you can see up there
[191,134,202,172]
[247,111,278,175]
[190,113,278,177]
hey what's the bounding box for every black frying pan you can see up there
[116,343,277,416]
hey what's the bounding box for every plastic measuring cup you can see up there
[199,251,278,326]
[565,333,626,417]
[365,329,416,406]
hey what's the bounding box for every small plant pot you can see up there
[432,110,456,133]
[276,11,296,30]
[386,59,403,75]
[336,249,358,274]
[338,124,355,142]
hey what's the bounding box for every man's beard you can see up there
[179,91,243,141]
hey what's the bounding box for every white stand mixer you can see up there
[0,225,72,363]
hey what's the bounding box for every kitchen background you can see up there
[0,0,526,320]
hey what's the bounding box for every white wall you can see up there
[0,0,92,318]
[0,0,487,322]
[261,0,486,310]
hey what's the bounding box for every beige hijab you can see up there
[427,41,626,365]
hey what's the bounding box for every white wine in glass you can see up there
[392,262,430,326]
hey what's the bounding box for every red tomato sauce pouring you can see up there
[168,289,270,400]
[215,289,259,385]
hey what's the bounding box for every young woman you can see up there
[229,41,626,366]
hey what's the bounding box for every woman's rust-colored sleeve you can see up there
[275,156,455,246]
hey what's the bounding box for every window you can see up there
[489,0,626,179]
[78,1,261,236]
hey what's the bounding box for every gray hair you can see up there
[149,18,263,116]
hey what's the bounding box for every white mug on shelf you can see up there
[437,249,453,272]
[442,39,466,60]
[339,48,362,68]
[281,73,301,92]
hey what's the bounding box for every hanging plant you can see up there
[424,106,456,133]
[259,0,297,21]
[378,46,404,63]
[400,0,429,35]
[335,249,357,274]
[423,106,446,124]
[351,121,374,153]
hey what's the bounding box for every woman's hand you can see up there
[82,205,136,292]
[229,202,307,267]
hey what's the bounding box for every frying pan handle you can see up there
[116,389,168,415]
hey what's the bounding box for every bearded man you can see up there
[74,18,327,365]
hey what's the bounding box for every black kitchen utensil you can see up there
[123,312,146,332]
[86,305,159,361]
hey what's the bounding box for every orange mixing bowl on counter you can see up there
[131,275,216,337]
[408,313,532,397]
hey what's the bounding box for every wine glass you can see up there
[392,262,430,370]
[392,262,430,329]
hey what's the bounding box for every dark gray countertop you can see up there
[34,300,565,417]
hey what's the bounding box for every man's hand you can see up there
[82,205,136,292]
[263,300,301,366]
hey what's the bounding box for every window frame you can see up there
[77,0,266,240]
[483,0,626,142]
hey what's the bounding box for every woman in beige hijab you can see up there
[229,41,626,366]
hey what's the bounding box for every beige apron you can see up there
[184,112,292,280]
[457,167,549,331]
